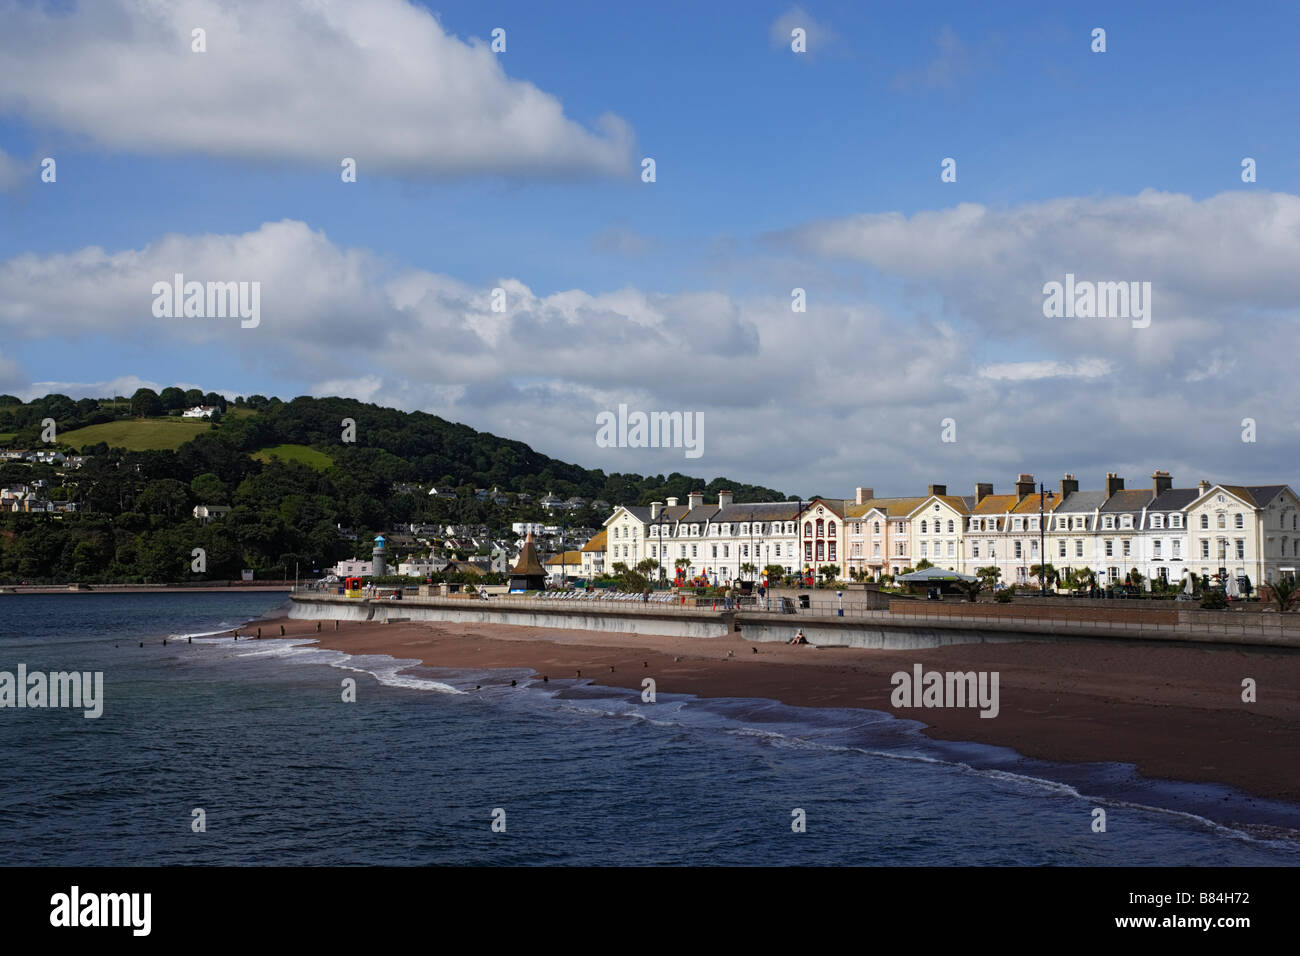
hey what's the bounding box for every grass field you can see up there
[251,444,335,471]
[0,433,16,444]
[59,417,212,451]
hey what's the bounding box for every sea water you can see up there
[1,592,1297,865]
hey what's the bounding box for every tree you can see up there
[976,566,1002,588]
[740,562,756,580]
[763,564,785,582]
[1128,568,1144,590]
[914,558,934,571]
[1268,574,1297,613]
[130,387,163,418]
[1029,563,1056,590]
[818,563,840,583]
[959,577,984,603]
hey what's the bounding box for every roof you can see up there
[581,530,607,552]
[896,567,978,582]
[971,494,1021,515]
[1148,488,1199,511]
[907,494,973,517]
[1053,490,1108,513]
[545,551,583,565]
[1010,493,1061,514]
[1099,489,1155,513]
[510,536,547,577]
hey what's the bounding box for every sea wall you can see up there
[289,593,1300,650]
[289,594,732,639]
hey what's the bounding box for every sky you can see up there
[1,0,1298,499]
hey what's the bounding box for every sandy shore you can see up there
[242,615,1300,804]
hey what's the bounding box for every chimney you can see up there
[855,486,874,505]
[688,489,704,510]
[1014,473,1036,499]
[717,490,734,509]
[974,482,994,503]
[650,501,663,519]
[928,484,947,497]
[1152,470,1172,496]
[666,496,679,508]
[1104,473,1124,497]
[1197,480,1210,496]
[1059,474,1079,498]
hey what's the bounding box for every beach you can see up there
[247,615,1300,804]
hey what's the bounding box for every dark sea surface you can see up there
[2,592,1298,865]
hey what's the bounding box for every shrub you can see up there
[994,587,1014,604]
[1199,588,1228,610]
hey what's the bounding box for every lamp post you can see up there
[1038,483,1055,597]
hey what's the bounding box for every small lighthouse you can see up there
[371,535,388,577]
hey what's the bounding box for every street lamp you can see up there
[1038,483,1056,597]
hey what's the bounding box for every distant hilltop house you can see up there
[32,450,66,465]
[330,558,373,577]
[397,555,451,578]
[540,493,565,511]
[182,405,219,419]
[0,449,28,461]
[192,504,231,524]
[428,487,457,499]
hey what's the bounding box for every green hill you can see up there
[57,417,212,451]
[252,444,334,471]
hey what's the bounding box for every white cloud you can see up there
[0,148,24,191]
[769,6,838,55]
[892,26,975,91]
[979,358,1113,381]
[3,217,1297,494]
[0,0,635,180]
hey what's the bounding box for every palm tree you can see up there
[1029,563,1057,591]
[1269,574,1298,613]
[740,562,757,581]
[1058,567,1079,593]
[976,566,1002,588]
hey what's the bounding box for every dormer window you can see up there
[1104,516,1114,529]
[1151,515,1163,529]
[1121,515,1133,529]
[1170,515,1181,528]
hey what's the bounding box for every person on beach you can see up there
[788,629,807,645]
[642,588,650,603]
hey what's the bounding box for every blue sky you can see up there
[1,0,1298,496]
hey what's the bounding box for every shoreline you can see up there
[239,615,1300,806]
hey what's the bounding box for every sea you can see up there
[2,591,1298,866]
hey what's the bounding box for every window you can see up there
[1014,518,1023,531]
[828,524,836,538]
[805,542,813,561]
[1234,513,1244,530]
[947,541,955,558]
[1153,540,1162,557]
[1014,541,1022,559]
[1200,541,1209,558]
[679,545,686,557]
[1030,517,1039,531]
[1171,515,1181,528]
[816,541,825,561]
[1151,515,1163,529]
[1105,540,1114,557]
[1200,514,1209,529]
[711,545,717,558]
[1172,541,1181,557]
[723,545,729,558]
[874,522,880,534]
[741,545,748,558]
[691,545,698,557]
[816,519,825,538]
[1030,539,1039,556]
[1121,515,1133,529]
[1217,514,1226,529]
[1122,539,1131,557]
[1058,540,1067,557]
[947,519,955,533]
[828,542,836,561]
[873,543,880,556]
[1075,539,1084,557]
[804,522,812,537]
[920,520,928,534]
[972,542,980,558]
[1235,539,1244,560]
[920,542,928,557]
[1104,516,1114,529]
[774,544,780,557]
